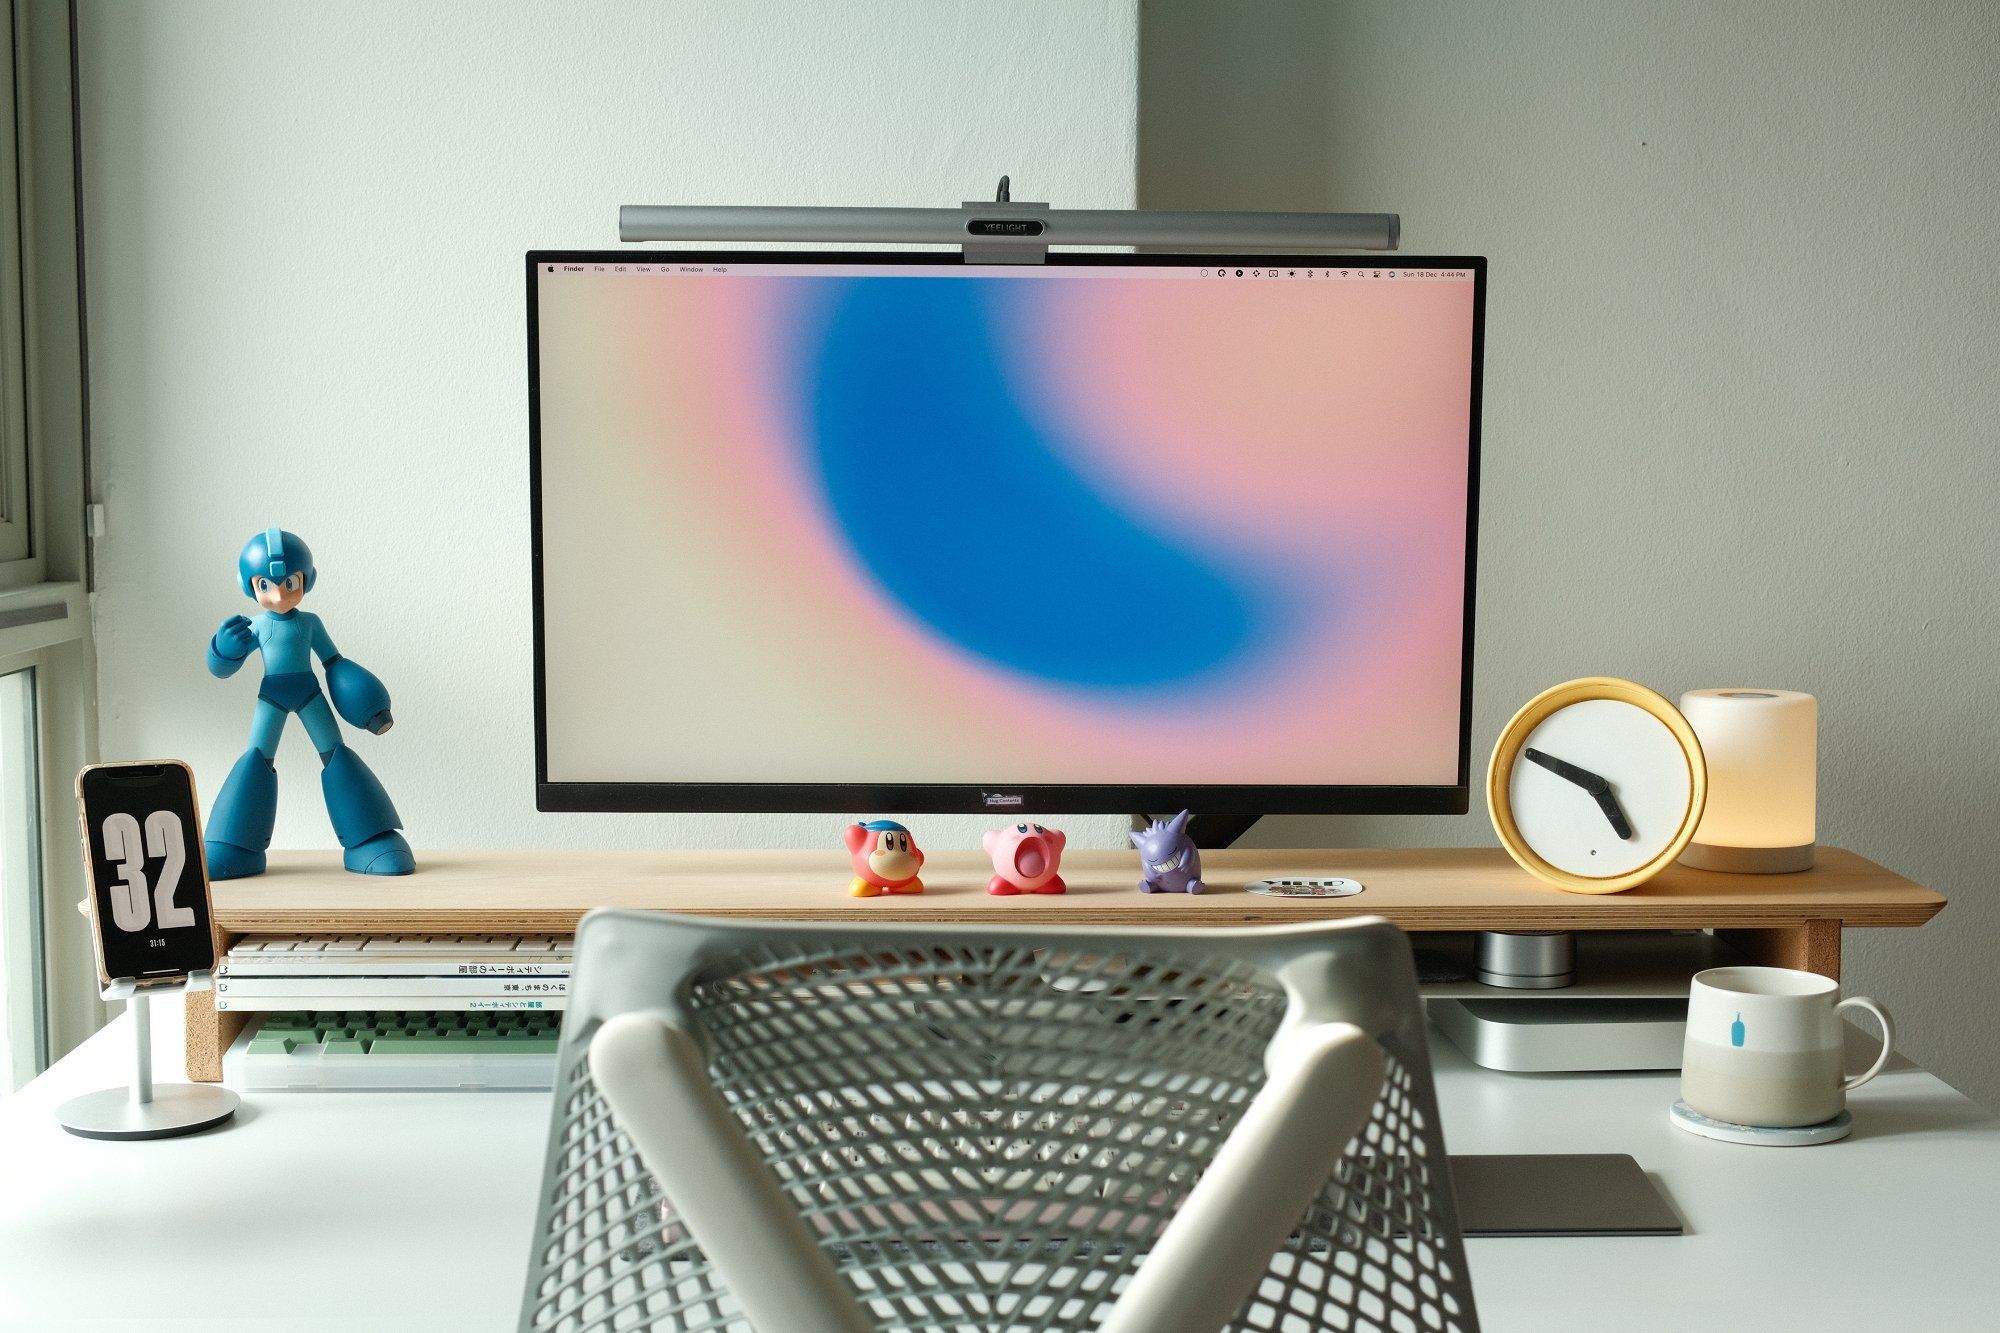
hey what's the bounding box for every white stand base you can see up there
[54,985,238,1140]
[1670,1098,1851,1146]
[56,1084,239,1141]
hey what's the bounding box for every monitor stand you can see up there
[1132,813,1260,850]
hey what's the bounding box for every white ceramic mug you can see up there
[1681,966,1895,1128]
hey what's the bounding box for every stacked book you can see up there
[214,934,571,1012]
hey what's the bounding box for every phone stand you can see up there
[55,973,239,1140]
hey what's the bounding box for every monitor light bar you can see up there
[620,177,1400,262]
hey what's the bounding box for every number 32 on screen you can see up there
[101,811,196,934]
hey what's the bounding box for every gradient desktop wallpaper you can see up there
[534,258,1478,790]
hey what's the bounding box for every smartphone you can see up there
[76,761,218,989]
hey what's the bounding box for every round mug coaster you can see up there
[1670,1098,1851,1146]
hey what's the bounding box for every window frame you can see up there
[0,664,41,1089]
[0,0,34,578]
[0,0,100,1075]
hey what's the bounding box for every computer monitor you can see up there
[529,251,1484,817]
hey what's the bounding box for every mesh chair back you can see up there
[521,910,1478,1333]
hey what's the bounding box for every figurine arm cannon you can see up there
[324,656,394,735]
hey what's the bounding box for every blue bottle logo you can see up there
[1730,1013,1746,1048]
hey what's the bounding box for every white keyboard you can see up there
[227,933,572,957]
[215,934,573,1013]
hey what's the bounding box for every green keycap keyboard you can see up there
[224,1010,563,1092]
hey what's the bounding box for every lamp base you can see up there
[1678,842,1815,874]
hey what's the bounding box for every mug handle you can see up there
[1837,996,1897,1091]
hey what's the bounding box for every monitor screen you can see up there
[530,252,1483,815]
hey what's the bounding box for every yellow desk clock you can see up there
[1488,677,1708,894]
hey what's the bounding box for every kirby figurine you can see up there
[984,821,1067,896]
[844,819,925,897]
[1133,810,1203,894]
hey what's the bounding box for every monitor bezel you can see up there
[528,249,1485,817]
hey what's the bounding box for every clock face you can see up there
[1507,698,1695,879]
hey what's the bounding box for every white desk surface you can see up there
[2,1007,1996,1332]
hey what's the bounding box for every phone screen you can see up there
[78,763,217,983]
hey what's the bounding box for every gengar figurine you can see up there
[844,819,925,897]
[984,822,1067,896]
[202,529,414,878]
[1133,810,1202,894]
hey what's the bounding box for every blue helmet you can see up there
[237,528,315,598]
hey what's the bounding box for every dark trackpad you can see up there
[1451,1154,1683,1236]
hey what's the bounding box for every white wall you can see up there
[77,1,1140,858]
[80,3,2000,1104]
[1144,0,2000,1104]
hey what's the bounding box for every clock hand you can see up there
[1524,748,1636,840]
[1523,748,1608,792]
[1592,787,1635,841]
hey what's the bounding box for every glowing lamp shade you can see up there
[1677,689,1817,873]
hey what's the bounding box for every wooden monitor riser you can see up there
[184,845,1944,1081]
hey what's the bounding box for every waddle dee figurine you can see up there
[844,819,925,897]
[984,822,1067,896]
[1133,810,1202,894]
[202,529,414,878]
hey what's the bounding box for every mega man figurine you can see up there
[202,529,415,878]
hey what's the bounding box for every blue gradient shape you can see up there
[800,279,1280,690]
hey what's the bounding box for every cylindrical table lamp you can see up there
[1677,688,1817,873]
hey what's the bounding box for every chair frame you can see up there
[524,910,1478,1333]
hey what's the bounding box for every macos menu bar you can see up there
[540,261,1476,282]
